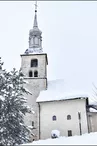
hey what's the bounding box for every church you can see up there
[20,2,97,141]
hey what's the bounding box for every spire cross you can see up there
[35,1,38,12]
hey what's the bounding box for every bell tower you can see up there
[20,1,48,140]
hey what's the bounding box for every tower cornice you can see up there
[20,53,48,65]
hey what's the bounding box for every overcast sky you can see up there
[0,1,97,95]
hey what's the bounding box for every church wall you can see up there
[88,112,97,132]
[39,98,88,139]
[87,112,92,133]
[23,78,47,140]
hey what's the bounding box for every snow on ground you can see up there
[22,132,97,145]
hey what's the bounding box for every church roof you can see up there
[89,108,97,113]
[36,79,89,103]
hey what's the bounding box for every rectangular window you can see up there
[78,112,81,120]
[32,121,34,127]
[68,130,72,137]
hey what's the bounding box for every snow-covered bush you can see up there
[0,58,34,146]
[51,130,60,139]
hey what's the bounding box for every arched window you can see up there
[34,70,38,77]
[29,71,33,77]
[38,38,40,46]
[31,38,33,44]
[52,115,56,121]
[31,59,38,67]
[67,115,71,120]
[35,37,38,45]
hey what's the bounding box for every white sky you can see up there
[0,1,97,94]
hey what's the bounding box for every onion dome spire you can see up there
[33,0,38,28]
[25,1,43,54]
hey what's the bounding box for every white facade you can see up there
[39,98,88,139]
[20,3,97,141]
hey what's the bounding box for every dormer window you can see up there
[29,71,33,77]
[34,70,38,77]
[31,59,38,67]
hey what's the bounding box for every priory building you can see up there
[20,2,97,141]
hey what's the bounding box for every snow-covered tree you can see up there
[0,57,9,145]
[90,83,97,105]
[0,58,33,146]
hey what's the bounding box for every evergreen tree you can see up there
[0,58,33,146]
[0,57,10,145]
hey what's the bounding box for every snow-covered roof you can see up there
[36,79,89,103]
[89,108,97,113]
[24,47,43,54]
